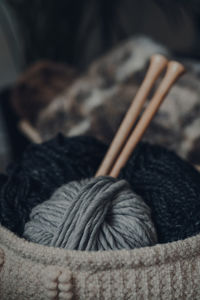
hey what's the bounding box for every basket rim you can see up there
[0,224,199,272]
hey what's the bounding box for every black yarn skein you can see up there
[121,143,200,243]
[0,134,107,235]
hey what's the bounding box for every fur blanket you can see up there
[36,37,200,165]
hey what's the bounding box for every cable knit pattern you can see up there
[42,267,73,300]
[58,270,73,300]
[43,266,60,299]
[0,226,200,299]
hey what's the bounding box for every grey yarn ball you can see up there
[23,176,157,250]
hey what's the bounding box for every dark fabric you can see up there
[0,134,200,244]
[121,143,200,243]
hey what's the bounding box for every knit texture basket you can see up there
[0,224,200,299]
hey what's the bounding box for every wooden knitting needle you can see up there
[95,54,168,177]
[18,119,42,144]
[195,165,200,172]
[109,61,185,178]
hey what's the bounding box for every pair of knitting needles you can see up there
[96,54,185,178]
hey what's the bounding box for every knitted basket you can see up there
[0,224,200,299]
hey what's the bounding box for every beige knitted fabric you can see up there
[0,225,200,299]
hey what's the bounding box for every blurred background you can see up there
[0,0,200,170]
[1,0,200,82]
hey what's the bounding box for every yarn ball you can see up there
[0,134,107,235]
[120,143,200,243]
[23,176,157,250]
